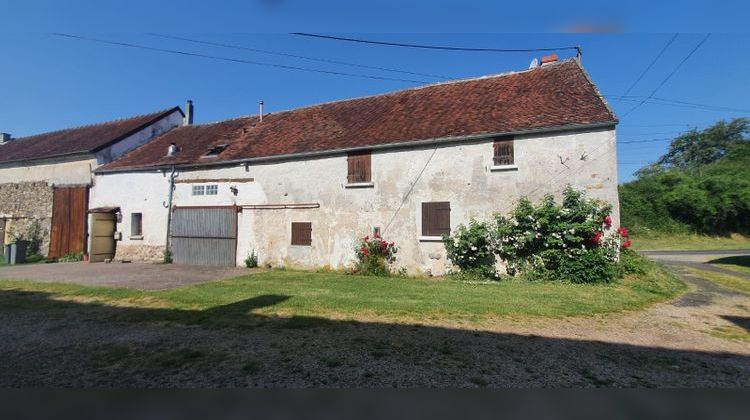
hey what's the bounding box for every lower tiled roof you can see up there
[0,107,182,165]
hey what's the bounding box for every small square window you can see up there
[291,222,312,246]
[422,202,451,237]
[493,137,515,166]
[206,185,218,195]
[130,213,143,237]
[347,151,371,183]
[192,185,205,196]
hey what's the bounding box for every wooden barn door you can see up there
[49,187,89,258]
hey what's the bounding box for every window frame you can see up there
[205,184,219,195]
[291,222,312,246]
[491,136,518,171]
[130,212,143,239]
[346,151,373,186]
[192,185,205,196]
[420,201,451,240]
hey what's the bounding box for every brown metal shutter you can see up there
[291,222,312,246]
[422,202,451,237]
[493,138,514,165]
[49,186,88,258]
[347,151,371,183]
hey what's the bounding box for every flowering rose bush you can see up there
[494,187,629,283]
[353,231,398,276]
[443,219,498,279]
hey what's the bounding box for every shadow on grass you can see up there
[0,289,748,387]
[708,256,750,267]
[722,315,750,332]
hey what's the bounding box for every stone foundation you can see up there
[115,244,164,263]
[0,182,54,256]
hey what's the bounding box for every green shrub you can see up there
[618,249,649,276]
[245,250,258,268]
[494,187,627,283]
[443,219,498,279]
[353,232,398,276]
[163,249,173,264]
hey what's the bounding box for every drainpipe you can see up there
[164,166,178,262]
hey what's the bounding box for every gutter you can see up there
[95,121,617,175]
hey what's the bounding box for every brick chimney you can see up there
[540,54,558,66]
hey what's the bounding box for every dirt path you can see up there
[0,256,748,387]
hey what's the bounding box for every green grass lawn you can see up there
[0,259,685,326]
[687,267,750,295]
[708,255,750,276]
[632,233,750,251]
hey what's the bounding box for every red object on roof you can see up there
[0,107,183,165]
[541,54,558,64]
[101,60,615,172]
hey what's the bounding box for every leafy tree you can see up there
[621,118,750,235]
[636,118,748,176]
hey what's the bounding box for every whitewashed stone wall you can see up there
[90,127,619,274]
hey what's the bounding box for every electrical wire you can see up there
[613,34,678,107]
[52,33,430,84]
[292,32,580,54]
[621,34,712,117]
[148,33,450,80]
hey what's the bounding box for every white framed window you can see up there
[130,213,143,239]
[192,185,205,196]
[206,185,218,195]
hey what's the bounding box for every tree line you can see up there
[619,118,750,236]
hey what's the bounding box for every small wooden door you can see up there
[49,187,89,258]
[89,212,116,263]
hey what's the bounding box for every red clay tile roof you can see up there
[0,107,183,165]
[101,60,616,172]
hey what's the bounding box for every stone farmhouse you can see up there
[90,58,619,274]
[0,107,185,259]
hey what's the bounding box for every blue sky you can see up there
[1,1,749,183]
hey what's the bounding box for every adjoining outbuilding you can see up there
[0,106,185,260]
[92,58,620,274]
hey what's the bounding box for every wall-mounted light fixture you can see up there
[230,185,239,196]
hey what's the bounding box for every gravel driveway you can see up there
[0,253,748,387]
[0,262,256,290]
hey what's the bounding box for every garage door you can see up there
[171,207,237,266]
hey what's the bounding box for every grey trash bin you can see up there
[6,241,28,264]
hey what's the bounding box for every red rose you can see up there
[362,247,370,256]
[622,239,632,249]
[618,227,628,237]
[592,232,603,244]
[364,236,369,241]
[388,242,394,247]
[603,216,612,228]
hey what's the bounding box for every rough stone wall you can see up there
[114,244,163,263]
[0,182,54,255]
